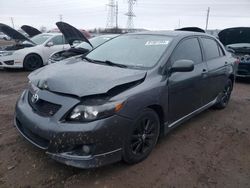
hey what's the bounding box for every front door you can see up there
[168,37,207,124]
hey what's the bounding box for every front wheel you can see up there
[214,79,233,109]
[23,54,43,71]
[122,109,160,164]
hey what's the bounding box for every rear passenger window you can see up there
[171,38,202,64]
[201,38,220,60]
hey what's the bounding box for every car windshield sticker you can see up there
[145,40,169,46]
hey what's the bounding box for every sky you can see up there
[0,0,250,31]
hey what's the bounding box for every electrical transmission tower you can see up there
[125,0,136,31]
[106,0,116,28]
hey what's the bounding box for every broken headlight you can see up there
[68,100,124,122]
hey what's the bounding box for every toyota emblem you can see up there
[31,93,39,103]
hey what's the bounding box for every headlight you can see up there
[68,100,124,122]
[0,51,14,56]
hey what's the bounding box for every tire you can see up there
[122,109,160,164]
[214,79,233,109]
[23,54,43,71]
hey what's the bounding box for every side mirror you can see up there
[46,41,54,47]
[170,59,194,73]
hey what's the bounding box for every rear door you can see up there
[200,37,228,104]
[168,37,207,124]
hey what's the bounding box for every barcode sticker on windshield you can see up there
[145,41,169,46]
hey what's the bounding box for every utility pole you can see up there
[125,0,137,31]
[205,7,210,31]
[178,19,181,29]
[106,0,116,28]
[115,1,118,29]
[10,17,15,29]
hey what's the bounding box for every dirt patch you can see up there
[0,70,249,188]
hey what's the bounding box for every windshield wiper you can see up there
[82,56,128,68]
[94,60,128,68]
[82,56,95,63]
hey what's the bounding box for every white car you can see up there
[0,23,70,70]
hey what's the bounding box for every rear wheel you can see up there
[214,79,233,109]
[123,109,160,164]
[23,54,43,71]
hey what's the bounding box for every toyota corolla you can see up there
[15,31,235,168]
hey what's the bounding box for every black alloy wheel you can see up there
[23,54,43,71]
[214,79,233,109]
[123,109,160,164]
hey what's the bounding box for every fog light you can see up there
[82,145,91,154]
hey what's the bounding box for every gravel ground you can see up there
[0,69,249,188]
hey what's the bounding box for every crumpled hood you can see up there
[28,58,146,97]
[218,27,250,46]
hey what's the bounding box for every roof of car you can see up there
[128,30,211,37]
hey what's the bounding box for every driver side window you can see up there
[171,38,202,65]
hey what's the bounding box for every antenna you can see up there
[10,17,15,29]
[125,0,137,31]
[205,7,210,31]
[106,0,116,28]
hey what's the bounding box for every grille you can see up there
[237,63,250,75]
[28,92,61,117]
[4,60,14,65]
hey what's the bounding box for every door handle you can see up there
[202,69,207,73]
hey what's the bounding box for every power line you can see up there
[125,0,137,31]
[106,0,116,28]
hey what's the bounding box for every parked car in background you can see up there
[21,25,42,38]
[0,23,70,70]
[219,27,250,78]
[48,34,118,64]
[15,31,235,168]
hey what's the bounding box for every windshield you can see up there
[86,34,172,68]
[30,34,52,45]
[77,35,116,50]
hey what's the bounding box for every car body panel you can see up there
[21,25,42,38]
[0,23,34,43]
[29,58,147,97]
[56,21,92,47]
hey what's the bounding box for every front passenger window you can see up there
[50,35,64,45]
[171,38,202,64]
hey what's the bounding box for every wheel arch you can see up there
[147,104,165,137]
[24,53,44,65]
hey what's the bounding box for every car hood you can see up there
[56,22,92,47]
[28,58,146,97]
[21,25,41,37]
[0,23,34,43]
[218,27,250,46]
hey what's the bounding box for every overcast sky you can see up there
[0,0,250,31]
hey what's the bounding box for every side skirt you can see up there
[163,98,217,134]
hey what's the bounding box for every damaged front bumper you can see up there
[14,89,132,168]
